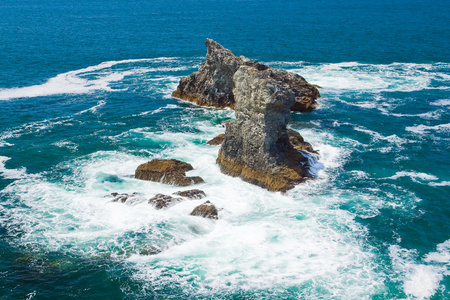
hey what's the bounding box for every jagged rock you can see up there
[135,159,204,186]
[287,129,316,153]
[208,130,314,150]
[149,194,183,209]
[217,65,312,192]
[172,39,319,112]
[190,201,218,219]
[109,192,143,205]
[173,189,206,199]
[207,134,225,145]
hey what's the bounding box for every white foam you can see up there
[285,62,450,93]
[353,126,407,145]
[429,181,450,187]
[76,100,106,115]
[406,123,450,134]
[0,58,184,100]
[431,99,450,106]
[389,244,448,299]
[0,110,386,298]
[386,171,438,182]
[388,110,444,120]
[0,156,27,179]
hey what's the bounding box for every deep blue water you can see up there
[0,0,449,299]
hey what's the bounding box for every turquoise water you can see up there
[0,0,449,299]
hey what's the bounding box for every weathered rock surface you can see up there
[172,39,319,112]
[206,133,225,145]
[190,201,218,219]
[207,130,314,151]
[217,65,312,192]
[149,194,183,209]
[135,159,204,186]
[287,129,316,153]
[173,189,207,199]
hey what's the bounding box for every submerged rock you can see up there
[172,39,319,112]
[173,189,207,199]
[190,201,218,219]
[149,194,183,209]
[109,192,143,205]
[135,159,204,186]
[217,65,312,192]
[139,246,162,256]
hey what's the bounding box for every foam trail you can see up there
[0,156,27,179]
[0,58,181,100]
[386,171,438,182]
[282,62,450,92]
[76,100,107,115]
[390,244,449,299]
[405,123,450,134]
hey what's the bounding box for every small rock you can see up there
[287,129,317,153]
[135,159,204,186]
[109,192,143,204]
[173,189,207,199]
[190,201,218,220]
[207,134,225,145]
[149,194,183,209]
[139,246,162,256]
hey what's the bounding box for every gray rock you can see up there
[173,189,207,199]
[190,201,218,219]
[172,39,319,112]
[109,192,143,205]
[149,194,183,209]
[217,65,312,192]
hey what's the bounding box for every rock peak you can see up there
[172,39,319,112]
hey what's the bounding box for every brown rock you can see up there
[207,134,225,145]
[173,189,207,199]
[149,194,183,209]
[135,159,204,186]
[287,129,316,153]
[190,201,218,219]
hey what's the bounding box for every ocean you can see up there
[0,0,449,299]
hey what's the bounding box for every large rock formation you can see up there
[217,65,313,192]
[135,159,204,186]
[172,39,319,112]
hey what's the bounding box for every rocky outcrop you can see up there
[172,39,319,112]
[135,159,204,186]
[217,65,312,192]
[190,201,218,219]
[207,134,225,145]
[173,189,206,199]
[287,129,316,153]
[149,194,183,209]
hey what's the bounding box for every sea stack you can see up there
[172,39,320,112]
[217,65,312,192]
